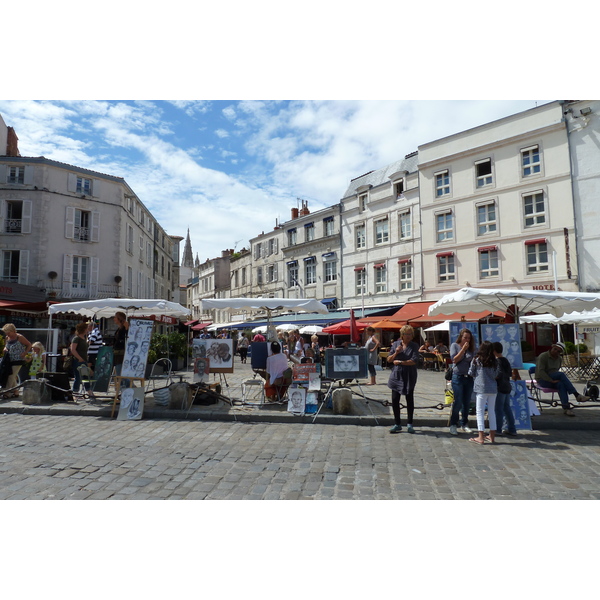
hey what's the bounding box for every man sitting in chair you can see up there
[536,341,589,416]
[264,341,292,401]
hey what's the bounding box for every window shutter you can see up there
[91,211,100,242]
[67,173,77,193]
[273,263,278,281]
[89,257,99,297]
[65,207,75,239]
[138,272,143,296]
[24,166,34,185]
[274,238,278,253]
[18,250,29,284]
[92,179,101,197]
[257,266,263,284]
[0,165,6,184]
[0,199,5,232]
[21,200,32,234]
[62,254,73,295]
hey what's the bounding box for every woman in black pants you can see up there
[387,325,422,434]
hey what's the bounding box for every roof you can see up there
[342,153,419,199]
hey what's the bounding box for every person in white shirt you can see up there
[265,341,291,400]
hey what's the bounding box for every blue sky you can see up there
[0,99,551,262]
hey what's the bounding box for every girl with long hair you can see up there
[468,340,499,444]
[448,328,476,436]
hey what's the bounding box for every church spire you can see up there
[182,229,194,268]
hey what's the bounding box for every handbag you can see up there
[445,365,454,381]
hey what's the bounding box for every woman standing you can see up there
[387,325,422,434]
[112,311,129,373]
[492,341,517,437]
[468,340,499,444]
[70,322,92,394]
[1,323,32,398]
[238,334,250,364]
[364,326,380,386]
[448,328,476,436]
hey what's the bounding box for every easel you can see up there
[111,376,145,418]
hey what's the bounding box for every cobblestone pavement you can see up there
[2,413,600,500]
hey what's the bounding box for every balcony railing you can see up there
[4,219,22,233]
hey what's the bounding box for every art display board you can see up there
[448,321,480,350]
[117,386,145,421]
[121,318,154,378]
[507,380,532,430]
[192,339,234,373]
[292,363,320,383]
[324,348,368,380]
[481,323,523,368]
[193,357,210,382]
[287,386,306,414]
[248,342,268,370]
[305,391,318,414]
[93,346,114,392]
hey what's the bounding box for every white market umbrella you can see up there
[275,323,297,332]
[299,325,325,335]
[252,325,268,334]
[48,297,190,319]
[429,287,600,319]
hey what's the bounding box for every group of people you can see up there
[385,324,591,442]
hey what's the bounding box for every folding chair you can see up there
[526,365,557,411]
[77,364,97,401]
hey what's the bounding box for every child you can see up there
[467,340,498,444]
[28,342,46,379]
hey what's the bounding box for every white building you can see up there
[339,153,421,311]
[281,202,341,309]
[0,155,179,304]
[418,101,578,300]
[563,100,600,293]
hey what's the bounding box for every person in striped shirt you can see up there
[86,321,104,369]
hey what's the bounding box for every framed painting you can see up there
[324,348,368,380]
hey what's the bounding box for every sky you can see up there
[0,99,551,261]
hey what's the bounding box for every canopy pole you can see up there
[553,251,562,342]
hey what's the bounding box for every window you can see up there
[287,228,297,246]
[324,259,337,282]
[355,268,366,295]
[437,253,455,282]
[76,177,92,195]
[72,256,89,289]
[305,258,316,285]
[242,266,247,285]
[526,240,549,274]
[161,255,165,277]
[234,270,239,288]
[268,238,278,255]
[395,179,405,198]
[305,223,315,242]
[523,191,546,227]
[74,209,91,241]
[267,264,278,282]
[5,200,23,233]
[324,217,334,237]
[475,159,493,187]
[479,247,499,278]
[1,250,20,282]
[399,260,412,290]
[359,194,367,212]
[126,266,133,297]
[435,170,450,197]
[7,166,24,184]
[139,235,144,262]
[399,210,411,240]
[355,224,366,249]
[127,225,134,254]
[375,218,389,245]
[436,211,453,242]
[147,242,152,266]
[522,145,541,177]
[288,262,298,287]
[477,202,497,235]
[257,266,263,285]
[375,264,387,293]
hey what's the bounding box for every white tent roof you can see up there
[48,298,190,319]
[423,321,451,332]
[201,297,329,315]
[428,287,600,318]
[519,308,600,326]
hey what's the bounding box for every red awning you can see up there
[398,258,411,264]
[184,319,200,326]
[477,245,497,252]
[525,238,547,246]
[436,251,454,257]
[191,322,211,331]
[389,301,437,324]
[373,263,385,268]
[354,266,365,271]
[409,309,505,325]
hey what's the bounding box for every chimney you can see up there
[299,200,310,216]
[291,207,299,219]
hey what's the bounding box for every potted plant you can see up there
[167,332,188,371]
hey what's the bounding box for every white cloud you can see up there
[214,129,229,138]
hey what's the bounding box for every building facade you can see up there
[418,101,578,300]
[0,155,179,304]
[339,153,421,311]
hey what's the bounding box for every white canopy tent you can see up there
[423,321,451,332]
[428,287,600,319]
[48,298,190,320]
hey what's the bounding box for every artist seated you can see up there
[264,341,292,400]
